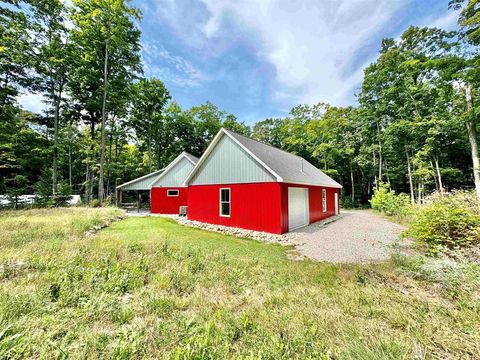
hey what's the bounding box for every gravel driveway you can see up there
[294,210,409,263]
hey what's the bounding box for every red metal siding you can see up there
[279,183,340,233]
[187,183,283,234]
[150,187,188,214]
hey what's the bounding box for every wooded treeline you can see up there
[1,0,480,205]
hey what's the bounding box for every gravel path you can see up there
[295,210,409,263]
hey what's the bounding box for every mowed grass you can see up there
[0,209,479,359]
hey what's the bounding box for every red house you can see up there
[115,152,198,214]
[184,128,342,234]
[149,152,198,214]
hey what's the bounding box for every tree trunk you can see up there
[68,143,72,188]
[148,120,152,171]
[148,134,152,171]
[384,158,391,184]
[85,164,90,203]
[156,141,161,170]
[376,122,383,183]
[350,162,355,203]
[52,85,62,195]
[405,149,415,204]
[86,119,95,203]
[52,99,59,195]
[418,181,422,204]
[465,83,480,198]
[378,150,383,183]
[98,38,109,204]
[434,156,444,195]
[431,161,439,192]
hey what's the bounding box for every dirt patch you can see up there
[441,245,480,264]
[365,269,449,306]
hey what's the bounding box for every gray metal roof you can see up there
[116,168,165,191]
[117,151,199,191]
[183,152,199,164]
[223,129,342,188]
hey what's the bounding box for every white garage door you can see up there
[288,187,309,231]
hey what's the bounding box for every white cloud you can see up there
[176,0,408,106]
[142,40,207,87]
[17,93,46,115]
[423,9,460,31]
[154,0,460,108]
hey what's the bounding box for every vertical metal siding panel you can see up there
[280,183,289,233]
[188,183,283,234]
[158,158,194,187]
[150,187,188,214]
[191,135,274,185]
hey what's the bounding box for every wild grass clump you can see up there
[0,207,122,253]
[405,191,480,254]
[393,254,480,299]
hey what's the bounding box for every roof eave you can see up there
[279,179,343,189]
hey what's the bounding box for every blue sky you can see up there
[19,0,460,125]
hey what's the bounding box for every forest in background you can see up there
[1,0,480,206]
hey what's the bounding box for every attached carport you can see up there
[116,169,164,211]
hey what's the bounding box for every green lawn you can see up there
[0,208,479,359]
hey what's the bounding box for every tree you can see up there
[29,0,72,195]
[0,1,33,117]
[131,78,171,170]
[223,115,251,136]
[69,0,142,203]
[447,0,480,197]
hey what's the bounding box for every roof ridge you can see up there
[222,128,311,165]
[180,151,199,162]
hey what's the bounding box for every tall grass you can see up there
[0,209,479,358]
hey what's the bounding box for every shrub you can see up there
[340,197,370,209]
[370,182,411,216]
[405,191,480,254]
[90,199,101,208]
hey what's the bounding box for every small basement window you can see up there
[167,189,179,197]
[322,189,327,212]
[220,188,230,217]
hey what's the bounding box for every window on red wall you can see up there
[167,190,179,196]
[322,189,327,212]
[220,188,230,217]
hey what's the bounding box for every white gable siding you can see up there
[151,157,194,187]
[190,135,275,185]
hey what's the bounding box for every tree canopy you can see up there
[1,0,480,206]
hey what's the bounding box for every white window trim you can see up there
[219,188,231,217]
[167,189,179,197]
[322,189,327,212]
